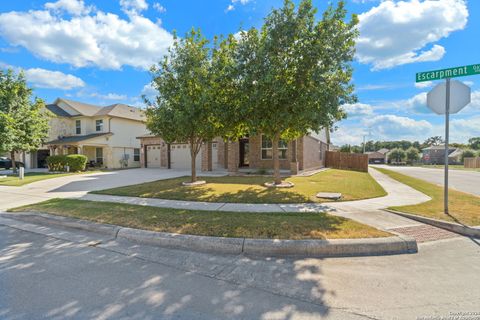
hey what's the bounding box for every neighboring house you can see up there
[21,98,147,169]
[138,129,331,174]
[366,148,389,164]
[447,148,463,164]
[422,145,457,165]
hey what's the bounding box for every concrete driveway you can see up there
[0,168,225,211]
[373,165,480,196]
[0,217,479,320]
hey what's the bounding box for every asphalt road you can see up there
[373,165,480,196]
[1,217,479,320]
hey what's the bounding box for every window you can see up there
[96,119,103,132]
[75,120,81,134]
[95,147,103,164]
[261,135,288,160]
[134,148,140,161]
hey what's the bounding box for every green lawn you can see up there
[0,172,75,186]
[9,198,390,240]
[376,168,480,226]
[92,169,387,204]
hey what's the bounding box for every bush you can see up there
[406,147,420,164]
[66,154,88,172]
[461,149,476,162]
[46,154,88,172]
[388,148,406,163]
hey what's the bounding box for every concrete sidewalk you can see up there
[75,168,431,231]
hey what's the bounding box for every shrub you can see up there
[46,154,88,172]
[46,155,67,172]
[388,148,406,163]
[65,154,88,172]
[461,149,476,162]
[406,147,420,164]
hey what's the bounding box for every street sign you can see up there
[427,80,471,115]
[416,64,480,82]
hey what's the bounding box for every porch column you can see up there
[77,145,83,155]
[290,139,299,175]
[227,141,239,174]
[201,142,213,172]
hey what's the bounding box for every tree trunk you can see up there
[190,141,197,183]
[10,151,17,174]
[272,134,281,185]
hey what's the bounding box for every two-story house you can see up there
[23,98,147,169]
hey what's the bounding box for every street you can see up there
[374,165,480,196]
[1,216,479,320]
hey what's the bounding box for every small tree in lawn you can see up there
[0,68,50,173]
[146,29,218,183]
[389,148,406,163]
[406,147,419,165]
[236,0,358,184]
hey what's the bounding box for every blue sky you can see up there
[0,0,479,145]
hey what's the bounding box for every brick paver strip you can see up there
[388,224,460,243]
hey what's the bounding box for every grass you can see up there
[0,172,75,186]
[9,198,389,240]
[376,168,480,226]
[92,169,386,204]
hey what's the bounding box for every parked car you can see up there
[0,157,24,170]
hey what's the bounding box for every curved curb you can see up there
[1,212,418,257]
[385,209,480,239]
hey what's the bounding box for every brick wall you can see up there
[301,136,325,171]
[248,135,292,170]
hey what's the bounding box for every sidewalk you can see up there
[74,168,431,231]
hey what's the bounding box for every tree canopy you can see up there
[0,68,51,172]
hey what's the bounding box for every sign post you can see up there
[418,65,474,214]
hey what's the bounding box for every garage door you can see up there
[171,144,201,170]
[146,145,161,168]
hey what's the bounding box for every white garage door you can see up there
[171,144,201,170]
[146,145,161,168]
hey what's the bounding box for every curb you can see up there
[384,209,480,239]
[1,212,418,257]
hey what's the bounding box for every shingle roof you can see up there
[46,104,72,117]
[51,98,145,122]
[46,133,111,145]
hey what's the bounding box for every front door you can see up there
[239,138,249,167]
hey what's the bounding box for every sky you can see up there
[0,0,479,146]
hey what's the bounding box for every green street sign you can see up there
[416,64,480,82]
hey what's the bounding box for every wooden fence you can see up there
[464,157,480,169]
[325,151,369,172]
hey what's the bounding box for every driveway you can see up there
[0,168,225,211]
[0,217,479,319]
[373,165,480,196]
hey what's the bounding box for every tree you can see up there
[146,29,219,183]
[468,137,480,150]
[423,136,444,147]
[461,149,476,162]
[236,0,358,184]
[340,144,352,153]
[0,68,50,173]
[406,147,419,164]
[389,148,406,163]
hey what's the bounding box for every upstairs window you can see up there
[96,119,103,132]
[75,120,81,134]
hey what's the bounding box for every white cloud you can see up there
[342,103,374,117]
[226,0,252,12]
[120,0,148,14]
[357,0,468,70]
[0,1,174,70]
[450,116,480,142]
[404,92,429,113]
[91,92,128,100]
[24,68,85,90]
[364,114,433,140]
[415,81,433,89]
[45,0,93,15]
[153,3,166,13]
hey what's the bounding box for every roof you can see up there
[46,104,72,117]
[448,148,463,158]
[52,98,145,122]
[46,133,112,145]
[366,151,386,158]
[377,148,389,154]
[423,145,456,151]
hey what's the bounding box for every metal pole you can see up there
[444,78,450,214]
[363,135,366,153]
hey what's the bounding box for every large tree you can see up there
[0,68,50,173]
[236,0,358,184]
[146,29,219,183]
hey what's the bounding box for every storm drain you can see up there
[388,224,460,243]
